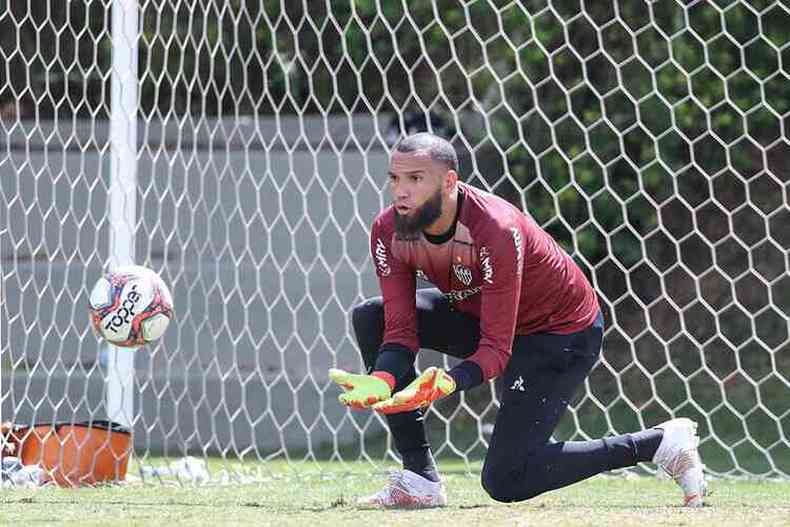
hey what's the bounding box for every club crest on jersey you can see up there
[374,238,391,276]
[453,264,473,286]
[416,269,429,282]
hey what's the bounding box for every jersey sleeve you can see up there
[370,215,418,353]
[466,223,525,380]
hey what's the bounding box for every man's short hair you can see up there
[394,132,458,172]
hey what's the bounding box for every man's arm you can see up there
[330,215,418,409]
[371,216,418,354]
[369,215,419,384]
[454,223,524,384]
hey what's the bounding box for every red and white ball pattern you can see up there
[89,265,174,348]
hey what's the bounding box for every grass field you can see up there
[1,459,789,526]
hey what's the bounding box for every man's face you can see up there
[388,151,446,238]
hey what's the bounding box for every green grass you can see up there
[1,460,789,526]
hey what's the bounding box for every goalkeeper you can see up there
[330,132,706,508]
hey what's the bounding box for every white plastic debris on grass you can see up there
[1,456,47,488]
[139,456,210,485]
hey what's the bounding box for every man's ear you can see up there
[445,169,458,192]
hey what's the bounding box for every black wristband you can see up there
[448,361,484,392]
[373,343,416,383]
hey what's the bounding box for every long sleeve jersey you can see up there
[370,183,600,381]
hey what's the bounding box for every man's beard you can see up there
[394,188,443,240]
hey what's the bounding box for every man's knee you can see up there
[351,298,384,367]
[481,463,544,503]
[352,298,383,335]
[481,465,519,503]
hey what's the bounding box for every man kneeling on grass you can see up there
[330,132,707,508]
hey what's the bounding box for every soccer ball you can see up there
[89,265,174,347]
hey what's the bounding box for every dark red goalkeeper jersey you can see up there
[370,183,600,381]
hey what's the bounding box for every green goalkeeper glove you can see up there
[372,367,456,415]
[328,368,394,410]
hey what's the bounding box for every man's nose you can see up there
[393,182,409,200]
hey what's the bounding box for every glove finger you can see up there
[329,368,354,391]
[339,392,382,409]
[373,400,417,414]
[424,368,441,390]
[370,398,392,413]
[418,367,438,384]
[420,369,451,399]
[391,390,418,405]
[347,400,368,411]
[338,392,363,407]
[371,401,393,413]
[328,368,348,384]
[434,369,455,394]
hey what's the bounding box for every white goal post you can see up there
[1,0,788,480]
[105,0,140,431]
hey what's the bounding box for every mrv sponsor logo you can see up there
[479,246,494,284]
[510,227,523,271]
[374,238,391,276]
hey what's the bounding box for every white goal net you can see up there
[1,0,788,481]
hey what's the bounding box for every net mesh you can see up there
[1,0,788,481]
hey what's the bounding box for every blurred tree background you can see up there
[1,0,788,475]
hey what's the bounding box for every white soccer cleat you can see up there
[653,418,708,507]
[357,469,447,509]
